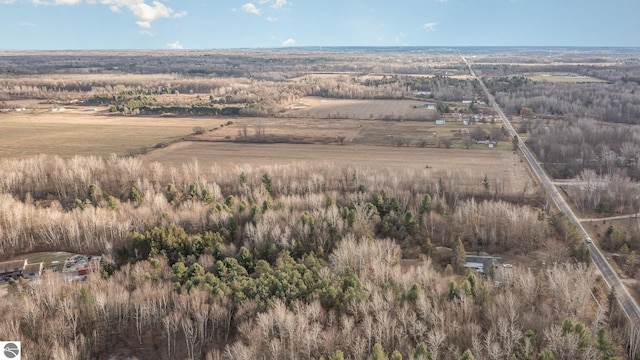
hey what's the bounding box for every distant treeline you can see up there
[138,105,242,116]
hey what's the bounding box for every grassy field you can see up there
[25,252,73,268]
[0,98,513,156]
[193,112,502,147]
[289,73,438,83]
[3,251,74,270]
[144,141,524,170]
[217,97,472,147]
[0,108,224,158]
[0,97,533,195]
[283,97,436,121]
[524,72,606,83]
[144,141,532,194]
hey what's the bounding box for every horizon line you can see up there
[1,45,640,52]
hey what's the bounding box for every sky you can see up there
[0,0,639,50]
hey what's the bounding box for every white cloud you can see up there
[281,38,295,47]
[54,0,83,4]
[139,29,154,36]
[129,1,171,22]
[419,22,437,31]
[106,0,189,27]
[271,0,287,9]
[110,0,187,28]
[253,0,287,8]
[10,0,187,28]
[166,40,182,49]
[241,3,260,15]
[27,0,83,4]
[267,16,278,22]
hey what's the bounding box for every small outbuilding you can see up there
[464,255,503,276]
[0,259,44,280]
[0,260,27,279]
[23,263,44,279]
[464,262,485,274]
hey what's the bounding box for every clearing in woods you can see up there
[522,72,606,83]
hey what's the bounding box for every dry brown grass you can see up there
[288,73,359,82]
[0,96,533,195]
[192,107,485,147]
[524,72,606,83]
[195,116,362,144]
[143,141,532,194]
[0,109,225,158]
[282,97,436,121]
[290,73,438,82]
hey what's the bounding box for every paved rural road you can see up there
[463,56,640,325]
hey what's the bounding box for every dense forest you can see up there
[478,54,640,185]
[486,78,640,124]
[0,73,478,118]
[0,50,480,118]
[0,49,469,78]
[476,53,640,289]
[0,155,629,359]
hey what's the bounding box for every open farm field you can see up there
[194,116,362,144]
[447,74,474,80]
[288,72,359,82]
[283,97,436,120]
[0,100,506,158]
[0,72,182,86]
[192,113,501,147]
[523,72,606,83]
[0,109,223,158]
[290,73,439,83]
[351,118,489,146]
[357,73,437,81]
[143,141,532,195]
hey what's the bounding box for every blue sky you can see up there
[0,0,639,49]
